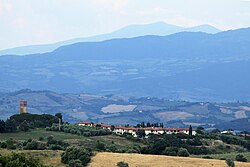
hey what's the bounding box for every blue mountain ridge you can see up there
[0,28,250,101]
[0,22,221,56]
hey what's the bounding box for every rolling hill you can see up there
[0,28,250,101]
[0,90,250,131]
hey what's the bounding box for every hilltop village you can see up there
[78,122,196,137]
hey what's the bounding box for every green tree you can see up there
[0,153,48,167]
[235,154,247,162]
[162,147,178,156]
[177,148,190,157]
[61,146,92,166]
[5,119,17,132]
[96,141,105,151]
[196,126,204,135]
[189,125,193,136]
[117,161,129,167]
[18,120,30,132]
[136,129,146,138]
[6,138,16,149]
[69,159,83,167]
[0,120,5,133]
[55,113,62,120]
[111,125,115,131]
[225,159,235,167]
[211,129,221,133]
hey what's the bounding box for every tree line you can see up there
[0,113,62,133]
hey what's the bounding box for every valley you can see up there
[0,90,250,131]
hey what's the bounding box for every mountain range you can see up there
[0,22,221,56]
[0,27,250,101]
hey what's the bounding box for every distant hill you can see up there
[0,22,221,56]
[0,28,250,101]
[0,90,249,131]
[216,118,250,131]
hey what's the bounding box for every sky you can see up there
[0,0,250,50]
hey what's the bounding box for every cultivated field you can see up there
[88,152,250,167]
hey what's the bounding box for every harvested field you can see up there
[88,152,250,167]
[0,149,64,167]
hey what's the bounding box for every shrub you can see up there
[23,139,46,150]
[225,159,235,167]
[235,154,247,162]
[39,136,45,141]
[162,147,178,156]
[61,146,92,166]
[45,127,51,131]
[18,120,30,132]
[108,145,117,152]
[68,159,84,167]
[6,138,16,149]
[202,156,213,159]
[0,153,48,167]
[96,141,105,151]
[136,129,146,138]
[117,161,129,167]
[49,144,64,150]
[24,140,39,150]
[177,148,190,157]
[0,142,7,148]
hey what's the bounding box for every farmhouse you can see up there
[78,122,94,127]
[78,122,196,137]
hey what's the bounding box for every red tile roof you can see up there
[78,122,93,125]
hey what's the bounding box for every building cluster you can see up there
[78,122,196,137]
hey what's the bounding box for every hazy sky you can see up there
[0,0,250,50]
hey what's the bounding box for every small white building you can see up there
[78,122,94,127]
[77,121,196,137]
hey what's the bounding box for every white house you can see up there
[77,121,196,137]
[78,122,94,127]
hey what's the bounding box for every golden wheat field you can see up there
[88,152,250,167]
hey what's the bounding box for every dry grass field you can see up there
[0,149,65,167]
[88,152,250,167]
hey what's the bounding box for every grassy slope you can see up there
[193,152,250,162]
[0,149,64,167]
[0,129,82,141]
[88,152,250,167]
[0,129,143,150]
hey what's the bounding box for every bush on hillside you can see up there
[61,146,92,166]
[96,141,106,151]
[0,153,48,167]
[177,148,190,157]
[46,136,69,150]
[225,159,235,167]
[18,120,30,132]
[6,138,16,149]
[0,142,7,148]
[24,140,46,150]
[68,159,83,167]
[117,161,129,167]
[235,154,247,162]
[162,147,178,156]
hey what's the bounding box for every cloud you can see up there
[0,2,13,14]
